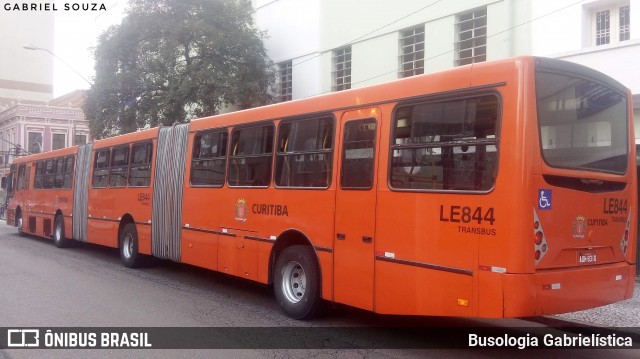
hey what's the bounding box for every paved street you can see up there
[0,223,638,358]
[554,280,640,328]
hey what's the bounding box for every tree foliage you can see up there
[84,0,274,139]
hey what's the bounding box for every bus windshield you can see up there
[535,70,628,174]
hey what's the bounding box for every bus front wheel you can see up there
[53,215,70,248]
[120,223,142,268]
[274,245,322,320]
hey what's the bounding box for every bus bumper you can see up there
[501,263,635,317]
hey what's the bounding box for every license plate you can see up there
[578,250,597,264]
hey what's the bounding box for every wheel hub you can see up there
[281,261,306,303]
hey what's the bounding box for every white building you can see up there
[0,11,91,177]
[253,0,640,140]
[530,0,640,140]
[0,11,54,107]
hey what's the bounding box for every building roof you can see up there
[48,90,87,109]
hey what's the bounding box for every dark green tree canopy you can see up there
[84,0,274,139]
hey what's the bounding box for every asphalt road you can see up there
[0,223,637,358]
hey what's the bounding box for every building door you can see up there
[334,108,380,310]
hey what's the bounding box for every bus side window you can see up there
[64,156,74,189]
[92,149,111,188]
[275,117,333,188]
[129,143,152,187]
[34,161,43,189]
[17,164,26,190]
[228,124,274,187]
[54,157,65,189]
[43,159,56,189]
[109,146,130,188]
[24,166,30,190]
[191,130,227,187]
[390,94,499,191]
[341,119,376,189]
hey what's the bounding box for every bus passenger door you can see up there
[334,109,380,311]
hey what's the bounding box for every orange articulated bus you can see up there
[5,57,636,319]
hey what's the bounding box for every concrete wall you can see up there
[254,0,530,99]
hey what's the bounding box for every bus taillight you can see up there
[620,211,631,256]
[534,231,543,245]
[533,209,549,265]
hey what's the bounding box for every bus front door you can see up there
[334,109,380,311]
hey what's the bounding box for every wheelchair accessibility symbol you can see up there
[538,189,552,210]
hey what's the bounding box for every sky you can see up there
[52,1,126,97]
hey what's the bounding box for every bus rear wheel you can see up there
[274,245,322,320]
[53,215,70,248]
[120,223,142,268]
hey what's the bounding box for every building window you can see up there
[592,4,630,46]
[28,132,43,154]
[278,60,292,102]
[399,26,425,78]
[52,133,66,150]
[74,134,87,145]
[596,10,611,45]
[332,46,352,91]
[620,5,630,41]
[455,8,487,66]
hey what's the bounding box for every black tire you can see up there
[16,210,25,237]
[52,215,70,248]
[120,223,142,268]
[274,245,322,320]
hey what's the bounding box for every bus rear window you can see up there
[536,71,628,174]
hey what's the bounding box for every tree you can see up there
[84,0,275,139]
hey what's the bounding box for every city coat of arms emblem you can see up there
[235,198,248,222]
[572,215,586,239]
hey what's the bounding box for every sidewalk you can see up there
[552,278,640,328]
